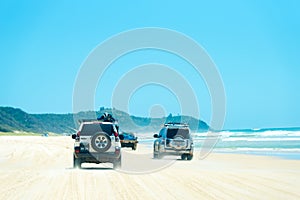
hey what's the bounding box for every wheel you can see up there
[181,154,187,160]
[132,144,137,150]
[73,155,82,168]
[153,152,162,159]
[187,154,193,160]
[91,132,112,152]
[113,157,122,169]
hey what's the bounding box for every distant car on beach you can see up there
[153,122,194,160]
[119,132,138,150]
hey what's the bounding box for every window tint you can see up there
[80,123,113,136]
[166,128,189,139]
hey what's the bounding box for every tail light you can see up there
[115,146,121,154]
[77,131,81,137]
[75,147,80,154]
[113,130,119,142]
[113,130,118,137]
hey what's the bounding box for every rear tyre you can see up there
[113,157,122,169]
[73,155,82,168]
[181,154,187,160]
[132,144,137,150]
[153,143,162,159]
[187,154,193,160]
[153,152,161,159]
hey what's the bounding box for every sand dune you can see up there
[0,136,299,200]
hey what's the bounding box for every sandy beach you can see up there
[0,136,299,200]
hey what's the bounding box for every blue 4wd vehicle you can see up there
[119,132,138,150]
[71,119,122,169]
[153,123,194,160]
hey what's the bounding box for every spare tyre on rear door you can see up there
[91,132,112,152]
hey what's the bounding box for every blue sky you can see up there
[0,1,300,129]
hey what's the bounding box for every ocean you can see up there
[138,127,300,160]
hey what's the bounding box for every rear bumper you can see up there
[120,140,138,143]
[161,149,193,155]
[74,151,121,163]
[154,145,193,155]
[120,140,138,147]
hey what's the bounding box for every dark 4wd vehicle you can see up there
[71,120,122,169]
[153,123,194,160]
[119,132,138,150]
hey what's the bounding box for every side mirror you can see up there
[153,134,159,138]
[119,134,124,140]
[71,134,77,139]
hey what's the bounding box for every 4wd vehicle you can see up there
[119,132,138,150]
[153,122,194,160]
[71,119,122,169]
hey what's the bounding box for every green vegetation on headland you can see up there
[0,131,59,136]
[0,107,209,135]
[0,131,39,136]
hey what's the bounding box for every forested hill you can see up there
[0,107,209,134]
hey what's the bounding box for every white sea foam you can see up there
[213,148,300,152]
[259,130,300,137]
[193,130,300,138]
[222,137,300,142]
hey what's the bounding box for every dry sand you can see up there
[0,136,299,200]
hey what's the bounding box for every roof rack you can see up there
[164,122,189,127]
[77,119,118,124]
[78,119,98,123]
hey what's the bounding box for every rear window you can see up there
[122,132,136,140]
[80,123,114,136]
[166,128,190,139]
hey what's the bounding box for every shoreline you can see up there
[1,135,300,161]
[213,149,300,160]
[138,138,300,161]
